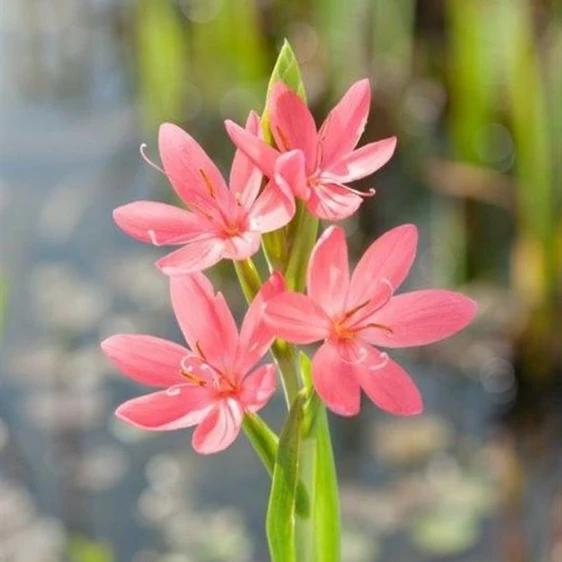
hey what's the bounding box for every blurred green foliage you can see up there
[132,0,561,380]
[68,536,114,562]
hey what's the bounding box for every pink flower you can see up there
[263,225,477,417]
[113,113,295,275]
[101,272,284,454]
[225,80,397,221]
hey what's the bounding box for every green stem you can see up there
[234,258,262,302]
[243,413,310,518]
[233,258,300,407]
[285,202,319,292]
[270,338,300,407]
[262,229,289,272]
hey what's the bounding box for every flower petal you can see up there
[192,399,244,454]
[221,231,261,261]
[239,364,277,413]
[225,119,279,178]
[364,290,477,348]
[236,272,285,374]
[112,201,212,246]
[269,82,318,172]
[306,182,363,221]
[312,342,361,416]
[307,226,349,316]
[229,111,263,208]
[355,353,423,416]
[159,123,229,211]
[274,150,309,200]
[101,334,189,387]
[264,292,332,344]
[318,79,371,168]
[248,180,296,233]
[326,137,397,183]
[116,385,213,431]
[169,273,240,368]
[347,224,418,312]
[155,237,225,275]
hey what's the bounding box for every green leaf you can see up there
[298,353,341,562]
[266,391,307,562]
[311,408,341,561]
[243,413,309,518]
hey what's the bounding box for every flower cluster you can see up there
[102,79,476,454]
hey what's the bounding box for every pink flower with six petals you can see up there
[101,272,283,454]
[263,225,477,417]
[225,80,397,221]
[113,113,295,275]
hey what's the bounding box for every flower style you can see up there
[263,225,477,417]
[113,113,295,275]
[101,272,284,454]
[225,80,397,221]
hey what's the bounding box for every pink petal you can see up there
[269,83,318,172]
[306,182,363,221]
[225,120,279,178]
[355,353,423,416]
[159,123,229,211]
[101,334,188,387]
[347,224,418,312]
[248,179,296,233]
[169,273,240,369]
[221,231,261,260]
[236,272,285,374]
[155,236,225,275]
[239,364,277,413]
[192,399,244,454]
[113,201,211,246]
[363,290,477,348]
[264,292,332,344]
[318,79,371,168]
[116,385,213,431]
[307,226,349,316]
[229,111,263,208]
[330,337,372,365]
[274,150,309,200]
[312,342,361,416]
[326,137,397,183]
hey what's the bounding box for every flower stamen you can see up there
[199,169,216,198]
[140,143,166,175]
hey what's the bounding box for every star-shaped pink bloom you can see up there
[101,272,284,454]
[263,225,477,416]
[113,113,295,275]
[225,80,397,221]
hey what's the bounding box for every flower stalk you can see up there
[101,39,477,562]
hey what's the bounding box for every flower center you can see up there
[222,222,241,237]
[332,322,356,341]
[332,299,394,341]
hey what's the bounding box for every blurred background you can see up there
[1,0,561,561]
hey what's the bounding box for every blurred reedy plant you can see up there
[132,0,561,383]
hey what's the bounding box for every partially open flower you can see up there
[225,80,396,220]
